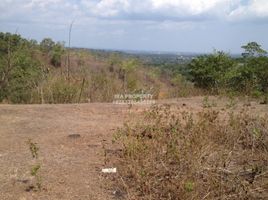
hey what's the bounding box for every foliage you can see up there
[202,96,217,108]
[189,51,234,91]
[27,139,42,191]
[189,43,268,99]
[88,72,117,102]
[170,74,203,97]
[40,38,55,53]
[0,32,42,103]
[50,42,65,67]
[1,32,267,104]
[27,139,39,159]
[44,77,80,104]
[242,42,267,58]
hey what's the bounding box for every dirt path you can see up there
[0,97,267,200]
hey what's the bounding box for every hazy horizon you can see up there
[1,0,268,54]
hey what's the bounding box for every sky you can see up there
[0,0,268,53]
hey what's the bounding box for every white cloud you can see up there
[81,0,230,19]
[1,0,268,25]
[151,0,225,15]
[79,0,268,22]
[146,21,197,31]
[229,0,268,20]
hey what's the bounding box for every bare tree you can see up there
[67,20,75,80]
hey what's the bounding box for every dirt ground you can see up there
[0,97,267,200]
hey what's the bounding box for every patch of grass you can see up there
[27,139,39,159]
[202,96,217,108]
[184,181,194,193]
[26,139,42,191]
[225,96,238,109]
[112,104,268,199]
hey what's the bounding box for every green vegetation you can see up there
[0,33,42,103]
[189,43,268,102]
[189,51,234,91]
[202,96,217,108]
[1,32,197,103]
[27,139,42,191]
[0,32,267,104]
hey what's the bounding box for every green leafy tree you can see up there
[239,42,268,99]
[189,51,234,92]
[225,64,257,94]
[7,50,42,103]
[50,42,65,67]
[224,42,268,97]
[40,38,55,53]
[0,32,42,103]
[241,42,267,58]
[0,33,25,100]
[247,56,268,102]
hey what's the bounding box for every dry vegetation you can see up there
[0,33,205,104]
[0,97,268,199]
[112,104,268,199]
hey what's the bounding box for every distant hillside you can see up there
[2,32,260,105]
[0,32,201,104]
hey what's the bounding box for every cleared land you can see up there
[0,97,267,200]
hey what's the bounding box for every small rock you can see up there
[113,190,124,198]
[17,179,29,184]
[102,168,117,173]
[68,134,81,139]
[88,144,99,148]
[105,149,123,155]
[25,185,35,192]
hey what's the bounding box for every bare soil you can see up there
[0,97,267,200]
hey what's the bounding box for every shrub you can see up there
[113,105,268,199]
[43,77,80,103]
[88,72,118,102]
[26,139,42,191]
[189,51,234,92]
[50,42,65,67]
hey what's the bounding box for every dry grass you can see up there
[112,104,268,199]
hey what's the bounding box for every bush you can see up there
[43,77,80,103]
[88,73,118,102]
[189,51,234,92]
[50,42,65,67]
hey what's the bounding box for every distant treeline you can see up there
[0,32,267,104]
[1,32,200,104]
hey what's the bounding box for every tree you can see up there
[240,42,268,100]
[247,56,268,102]
[0,33,23,100]
[0,32,42,103]
[120,59,139,92]
[241,42,267,58]
[188,51,234,91]
[7,51,42,103]
[224,64,257,94]
[51,42,65,67]
[40,38,55,53]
